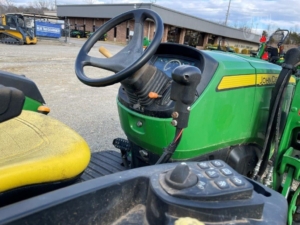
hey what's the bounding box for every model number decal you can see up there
[217,74,295,91]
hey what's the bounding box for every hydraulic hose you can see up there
[257,68,292,178]
[155,128,183,164]
[254,47,300,179]
[269,87,285,165]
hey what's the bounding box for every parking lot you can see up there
[0,38,127,152]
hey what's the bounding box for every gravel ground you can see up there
[0,38,127,152]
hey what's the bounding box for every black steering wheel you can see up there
[75,9,163,87]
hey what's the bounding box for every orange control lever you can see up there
[148,92,162,99]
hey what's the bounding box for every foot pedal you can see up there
[113,138,131,151]
[113,138,131,168]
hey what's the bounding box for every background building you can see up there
[57,3,260,50]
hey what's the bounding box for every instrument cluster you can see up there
[153,56,195,77]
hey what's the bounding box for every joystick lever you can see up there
[165,163,198,190]
[170,65,201,129]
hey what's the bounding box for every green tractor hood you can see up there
[117,48,295,164]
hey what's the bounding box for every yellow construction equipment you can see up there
[0,13,37,45]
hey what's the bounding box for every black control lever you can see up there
[156,66,201,165]
[165,163,198,190]
[170,65,201,129]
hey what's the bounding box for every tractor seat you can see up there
[267,46,279,63]
[0,110,90,205]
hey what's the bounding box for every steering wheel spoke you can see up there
[75,9,163,87]
[87,56,124,73]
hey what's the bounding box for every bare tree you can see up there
[31,0,52,10]
[1,0,54,15]
[51,0,56,10]
[262,30,268,38]
[266,23,275,36]
[217,19,225,26]
[0,0,14,7]
[238,21,252,33]
[233,20,239,29]
[295,24,299,33]
[0,0,17,13]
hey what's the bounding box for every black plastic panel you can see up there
[152,43,219,96]
[130,141,260,176]
[0,85,24,123]
[0,162,287,225]
[0,70,45,103]
[118,43,219,118]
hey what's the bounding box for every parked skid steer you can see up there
[2,9,300,225]
[0,13,37,45]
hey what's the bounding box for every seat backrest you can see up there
[0,85,24,123]
[268,47,279,57]
[0,70,45,104]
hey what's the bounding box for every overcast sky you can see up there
[12,0,300,35]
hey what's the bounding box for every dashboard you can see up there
[118,43,219,118]
[152,56,196,77]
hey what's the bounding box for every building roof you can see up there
[57,3,260,44]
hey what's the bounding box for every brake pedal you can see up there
[113,138,131,168]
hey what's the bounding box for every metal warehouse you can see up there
[57,3,260,50]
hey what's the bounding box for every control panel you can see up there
[160,160,253,201]
[147,160,278,224]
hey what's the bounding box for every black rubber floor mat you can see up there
[79,151,127,182]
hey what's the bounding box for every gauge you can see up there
[163,59,181,72]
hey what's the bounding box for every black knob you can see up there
[165,163,198,190]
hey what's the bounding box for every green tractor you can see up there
[206,37,235,53]
[1,9,300,225]
[70,29,89,38]
[252,29,290,64]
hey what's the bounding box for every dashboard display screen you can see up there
[153,57,195,77]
